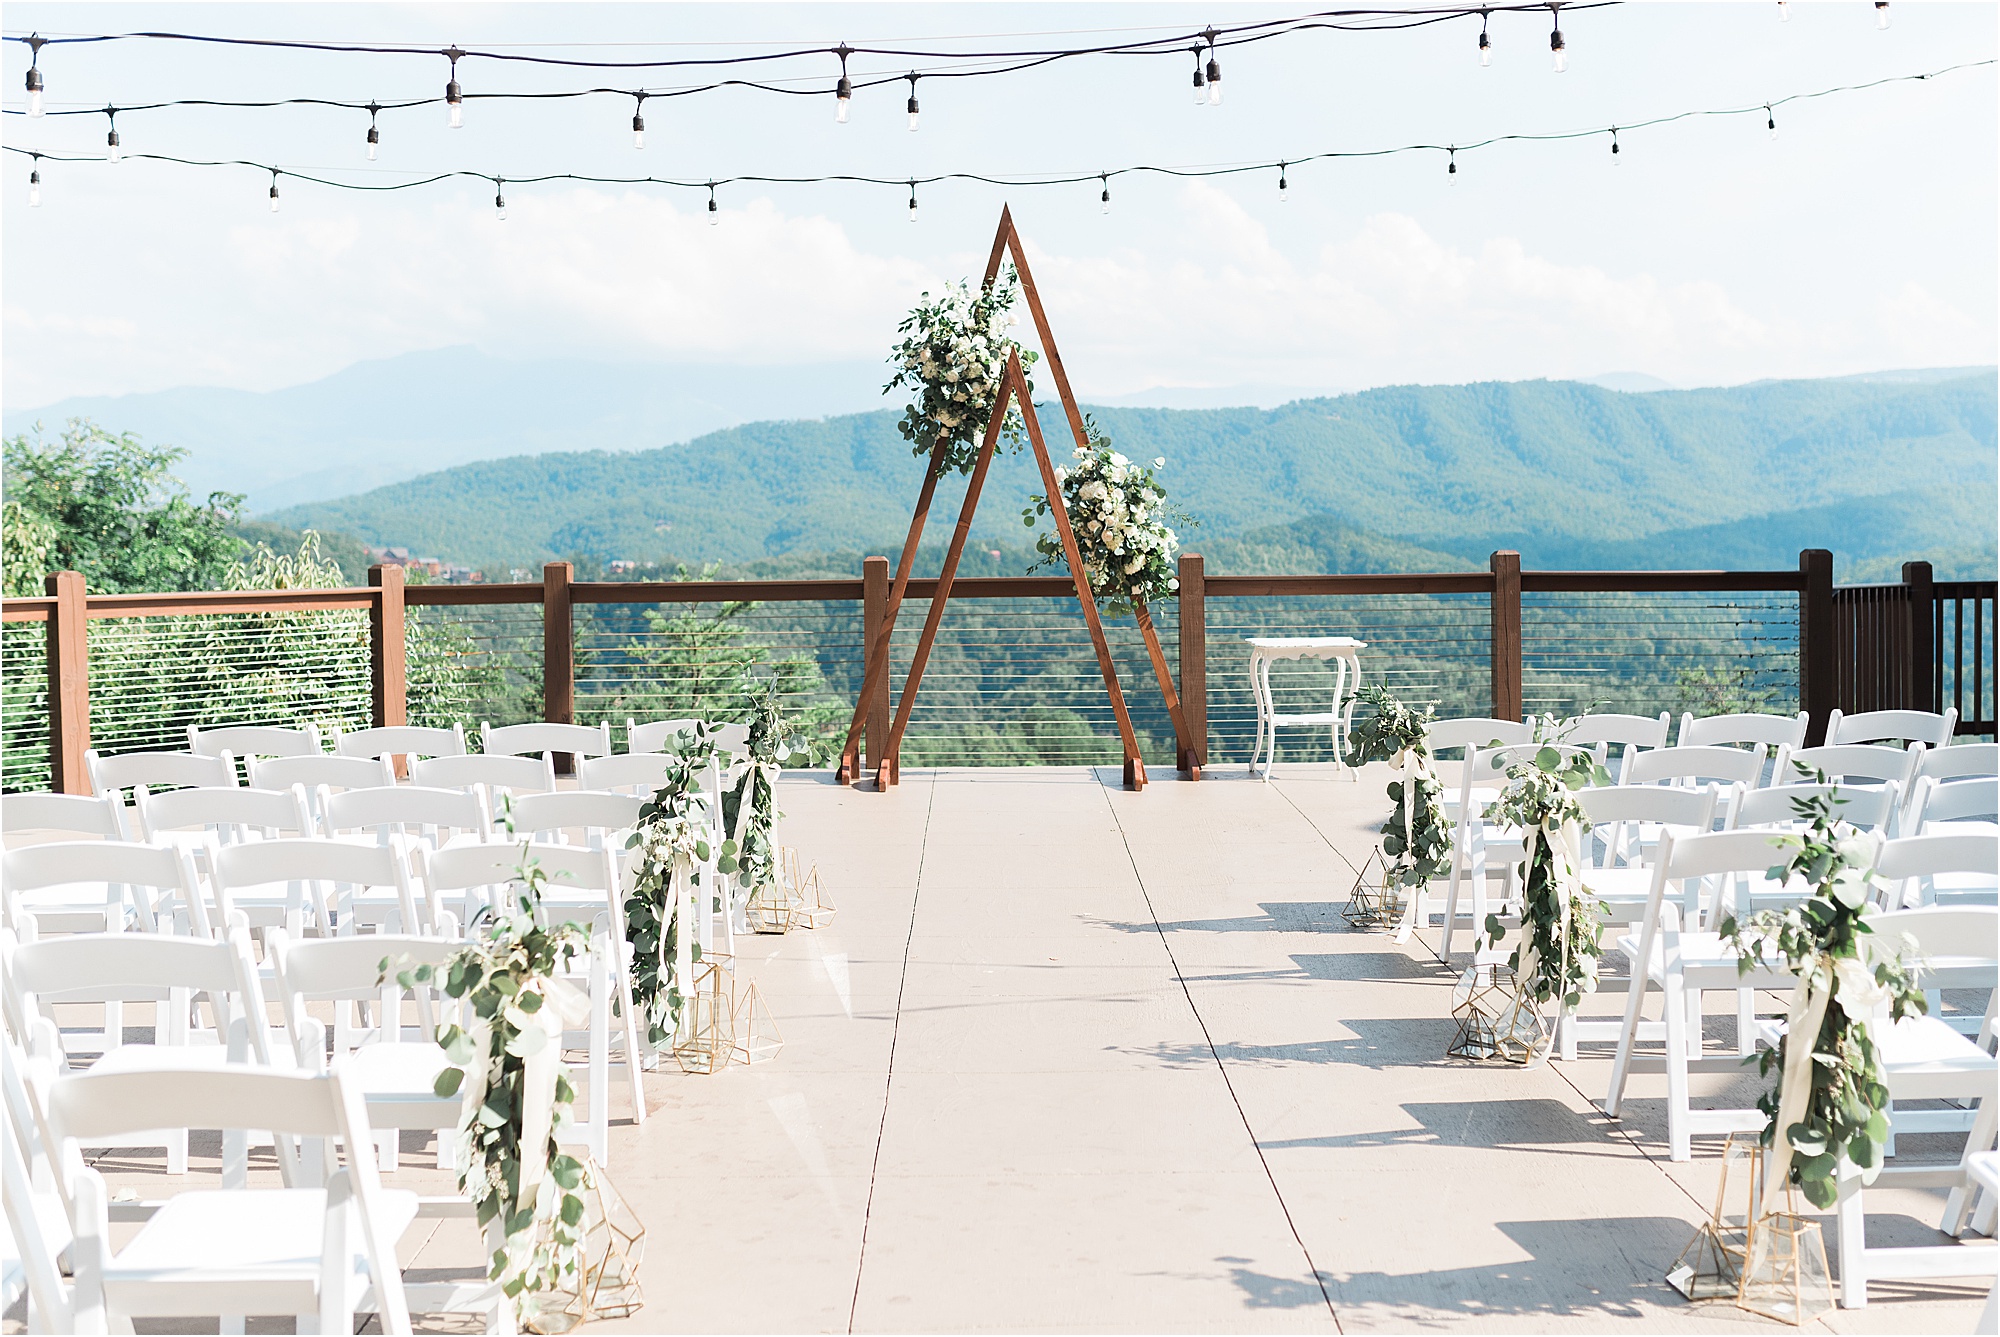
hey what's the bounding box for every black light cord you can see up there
[7,59,1985,199]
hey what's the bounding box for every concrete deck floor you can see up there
[54,763,1996,1333]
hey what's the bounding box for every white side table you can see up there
[1246,637,1367,780]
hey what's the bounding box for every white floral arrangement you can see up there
[884,268,1037,475]
[1023,418,1184,617]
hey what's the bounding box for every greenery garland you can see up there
[720,685,805,905]
[1343,686,1451,889]
[385,843,591,1317]
[1479,720,1613,1011]
[1722,774,1927,1209]
[1022,417,1184,618]
[624,723,739,1046]
[884,268,1038,475]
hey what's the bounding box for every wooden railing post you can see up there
[862,556,891,775]
[1902,560,1935,713]
[368,564,407,730]
[543,561,574,726]
[46,571,90,795]
[1489,551,1522,722]
[1178,552,1207,774]
[1799,548,1836,745]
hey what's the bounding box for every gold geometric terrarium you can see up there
[1736,1207,1833,1326]
[670,957,735,1075]
[745,878,802,935]
[782,845,837,930]
[730,979,784,1066]
[529,1166,648,1333]
[1666,1135,1758,1302]
[1445,962,1548,1064]
[1340,848,1403,930]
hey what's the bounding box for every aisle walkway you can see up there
[478,766,1984,1332]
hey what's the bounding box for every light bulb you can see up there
[1193,70,1207,105]
[1768,109,1778,140]
[1278,175,1289,202]
[836,74,852,123]
[907,186,918,223]
[446,66,464,128]
[633,115,646,149]
[29,167,40,207]
[1447,155,1458,185]
[496,198,506,221]
[1778,0,1790,18]
[907,99,919,131]
[449,101,463,129]
[1101,185,1111,215]
[269,183,280,213]
[26,66,43,117]
[1611,138,1621,165]
[1205,56,1222,105]
[1479,30,1492,66]
[366,126,379,160]
[708,197,718,225]
[106,127,120,163]
[1875,2,1890,27]
[1551,32,1567,72]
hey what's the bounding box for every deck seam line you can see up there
[846,773,937,1333]
[1102,777,1346,1333]
[1270,777,1714,1218]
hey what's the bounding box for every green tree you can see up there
[3,418,244,595]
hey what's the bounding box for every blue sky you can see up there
[3,2,1994,406]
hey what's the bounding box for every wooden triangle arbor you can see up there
[834,207,1195,793]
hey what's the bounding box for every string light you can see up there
[1609,127,1620,163]
[835,44,853,122]
[1767,104,1777,139]
[631,93,646,149]
[104,107,120,162]
[906,74,920,131]
[907,178,918,223]
[25,34,45,117]
[1190,46,1207,105]
[1278,161,1289,200]
[1204,27,1223,105]
[707,179,718,225]
[1777,0,1790,20]
[1447,146,1458,182]
[268,168,279,212]
[494,177,506,220]
[1099,171,1110,214]
[1549,5,1568,72]
[444,46,464,128]
[1875,2,1890,28]
[365,101,380,159]
[28,153,40,206]
[1479,9,1493,65]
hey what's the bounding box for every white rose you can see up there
[1833,953,1894,1024]
[1110,453,1128,467]
[1153,457,1166,467]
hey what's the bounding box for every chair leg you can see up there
[619,969,647,1126]
[1662,972,1692,1161]
[1942,1093,2000,1236]
[589,943,611,1166]
[1736,986,1756,1058]
[1560,1006,1578,1063]
[1837,1157,1868,1308]
[1605,962,1653,1119]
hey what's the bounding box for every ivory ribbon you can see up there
[1762,972,1832,1216]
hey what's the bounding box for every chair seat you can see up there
[108,1187,418,1298]
[1582,867,1654,906]
[345,1043,460,1127]
[1618,930,1795,989]
[1878,1014,2000,1077]
[89,1040,294,1075]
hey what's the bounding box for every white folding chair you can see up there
[1825,707,1959,749]
[1774,741,1921,798]
[481,721,613,765]
[416,841,646,1165]
[40,1062,415,1335]
[319,784,491,854]
[1911,776,2000,834]
[249,755,397,826]
[1564,712,1671,784]
[410,753,556,799]
[1727,780,1902,838]
[507,790,644,851]
[6,924,273,1175]
[1565,784,1722,1061]
[1391,719,1533,947]
[188,724,323,784]
[1830,905,1998,1309]
[2,839,207,937]
[86,752,238,843]
[335,723,467,781]
[626,717,698,755]
[134,785,317,876]
[212,837,428,937]
[1604,828,1807,1161]
[2,792,129,848]
[1873,831,2000,916]
[1676,710,1809,751]
[1916,741,1999,785]
[1625,745,1767,790]
[576,752,675,796]
[269,930,460,1172]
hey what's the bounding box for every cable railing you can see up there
[4,550,1985,794]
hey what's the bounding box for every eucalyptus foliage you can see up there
[1023,418,1184,618]
[1343,686,1451,889]
[1479,719,1613,1011]
[624,723,738,1045]
[721,685,806,906]
[884,268,1038,475]
[1722,772,1928,1210]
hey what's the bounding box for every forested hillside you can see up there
[272,371,1997,579]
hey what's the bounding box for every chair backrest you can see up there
[411,753,555,797]
[269,930,458,1055]
[0,793,125,841]
[506,791,645,844]
[86,749,238,799]
[1465,741,1594,790]
[135,784,315,844]
[420,839,620,928]
[333,723,466,761]
[1916,741,1999,784]
[1729,781,1901,833]
[1425,717,1534,758]
[575,752,674,795]
[319,784,490,843]
[1775,742,1920,790]
[1865,905,1999,969]
[1659,826,1815,921]
[1676,711,1809,750]
[1576,783,1720,833]
[1826,707,1958,749]
[2,839,207,936]
[1875,832,1999,882]
[481,720,613,760]
[187,723,322,763]
[7,927,270,1064]
[1625,745,1766,788]
[211,836,425,935]
[709,722,752,756]
[1917,776,2000,827]
[1563,712,1672,750]
[626,718,699,755]
[249,752,395,795]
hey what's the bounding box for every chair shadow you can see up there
[1091,901,1353,936]
[1114,1017,1462,1071]
[1259,1097,1634,1160]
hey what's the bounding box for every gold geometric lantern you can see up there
[745,877,801,935]
[1666,1135,1758,1302]
[1736,1208,1833,1326]
[1445,962,1547,1064]
[781,846,836,930]
[670,957,735,1075]
[730,980,784,1066]
[1340,848,1402,930]
[529,1166,648,1333]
